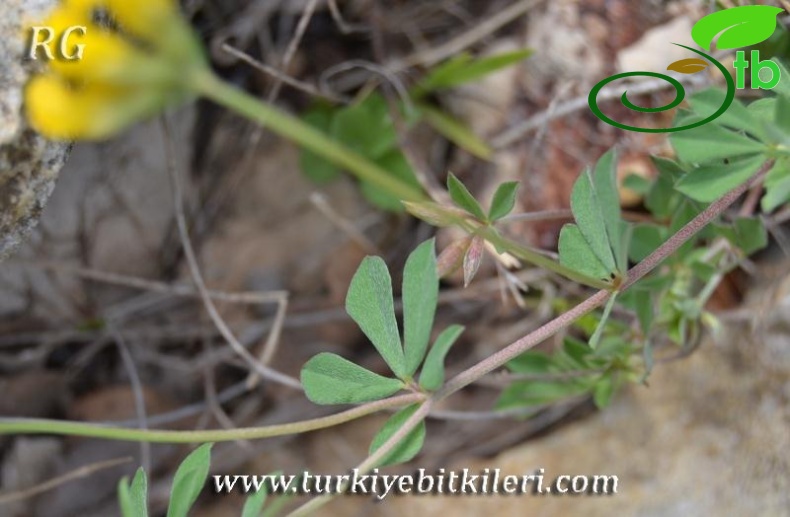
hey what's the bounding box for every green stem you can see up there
[193,70,426,204]
[195,70,610,289]
[405,200,612,289]
[0,394,422,443]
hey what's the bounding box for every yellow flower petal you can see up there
[41,1,197,87]
[63,0,105,10]
[24,0,205,142]
[43,4,92,31]
[25,74,162,140]
[48,25,169,86]
[106,0,177,40]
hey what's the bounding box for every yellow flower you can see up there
[26,76,165,140]
[25,0,206,141]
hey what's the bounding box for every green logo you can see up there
[589,5,785,133]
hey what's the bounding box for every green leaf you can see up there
[763,175,790,212]
[629,224,666,263]
[119,468,148,517]
[673,107,700,128]
[488,181,520,222]
[623,174,651,195]
[763,158,790,212]
[403,239,439,376]
[775,93,790,135]
[561,336,594,367]
[634,291,654,335]
[345,256,406,377]
[573,312,602,338]
[241,475,269,517]
[616,221,632,276]
[691,5,782,51]
[300,107,341,183]
[419,104,493,160]
[675,153,766,203]
[119,480,132,517]
[496,380,591,410]
[418,325,464,391]
[650,156,686,182]
[619,289,653,335]
[593,375,615,409]
[558,224,611,281]
[733,217,768,255]
[761,119,790,148]
[570,150,623,274]
[688,89,767,141]
[447,173,487,220]
[589,293,618,350]
[771,59,790,99]
[301,353,404,405]
[690,258,719,283]
[369,404,426,467]
[359,150,421,212]
[331,94,396,158]
[747,97,777,121]
[593,336,630,359]
[415,49,533,95]
[670,122,766,164]
[506,351,554,374]
[647,157,686,220]
[592,150,626,271]
[167,444,212,517]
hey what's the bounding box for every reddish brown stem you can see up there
[437,160,773,399]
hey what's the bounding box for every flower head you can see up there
[25,0,206,140]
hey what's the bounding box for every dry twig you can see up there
[0,457,132,505]
[160,117,302,391]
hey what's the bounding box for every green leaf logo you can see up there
[691,5,783,51]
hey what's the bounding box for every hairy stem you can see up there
[437,160,773,399]
[467,220,612,289]
[0,394,423,443]
[405,201,612,289]
[280,159,771,514]
[287,401,434,517]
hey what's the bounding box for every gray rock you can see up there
[1,0,70,259]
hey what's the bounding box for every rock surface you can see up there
[1,0,70,259]
[0,112,194,320]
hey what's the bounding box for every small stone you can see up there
[0,0,71,259]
